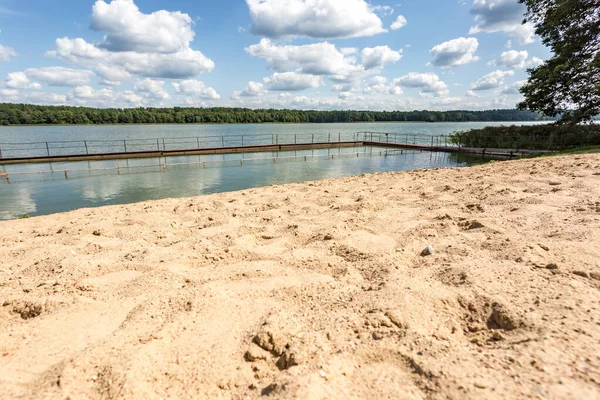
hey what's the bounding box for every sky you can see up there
[0,0,551,111]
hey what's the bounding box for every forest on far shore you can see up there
[0,103,555,125]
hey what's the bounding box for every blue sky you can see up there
[0,0,551,110]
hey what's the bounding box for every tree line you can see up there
[0,103,554,126]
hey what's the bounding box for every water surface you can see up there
[0,122,545,220]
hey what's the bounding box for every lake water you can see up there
[0,122,546,220]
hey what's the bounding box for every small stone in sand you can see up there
[546,263,559,270]
[572,271,589,278]
[421,245,435,257]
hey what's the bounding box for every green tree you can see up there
[518,0,600,124]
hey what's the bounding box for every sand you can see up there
[0,154,599,399]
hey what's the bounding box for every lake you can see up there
[0,122,546,220]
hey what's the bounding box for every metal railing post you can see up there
[295,134,297,144]
[197,137,200,148]
[0,144,3,159]
[242,135,244,146]
[222,136,225,147]
[124,140,127,152]
[162,138,166,151]
[46,142,50,157]
[157,139,160,151]
[84,141,88,155]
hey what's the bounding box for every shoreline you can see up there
[0,121,551,128]
[1,154,599,398]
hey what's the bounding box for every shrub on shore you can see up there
[449,124,600,150]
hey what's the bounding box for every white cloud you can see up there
[0,44,17,61]
[429,37,479,68]
[371,5,394,16]
[500,80,527,95]
[472,70,515,91]
[49,37,215,80]
[91,0,195,53]
[361,46,402,70]
[392,72,449,96]
[231,81,267,99]
[67,85,143,107]
[5,72,42,90]
[134,78,170,100]
[172,80,220,99]
[527,56,544,68]
[46,1,214,81]
[489,50,528,69]
[465,90,478,98]
[246,0,385,39]
[263,72,322,91]
[429,97,462,107]
[95,65,131,86]
[0,89,66,105]
[390,15,407,30]
[363,76,391,94]
[25,67,94,87]
[490,51,545,69]
[469,0,535,45]
[246,39,364,79]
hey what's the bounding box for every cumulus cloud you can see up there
[527,56,544,68]
[246,39,401,88]
[371,5,394,16]
[5,72,42,90]
[172,80,220,99]
[67,85,143,107]
[0,89,66,105]
[489,50,528,69]
[0,44,17,61]
[489,51,545,69]
[246,0,385,39]
[429,37,479,68]
[134,78,170,100]
[392,72,449,96]
[91,0,194,53]
[469,0,535,45]
[263,72,322,91]
[471,70,515,91]
[390,15,407,30]
[246,39,364,79]
[363,76,391,94]
[95,64,131,86]
[231,81,267,99]
[500,80,527,95]
[361,46,402,70]
[49,37,214,81]
[24,67,94,87]
[46,1,214,82]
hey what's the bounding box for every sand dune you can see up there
[1,154,599,399]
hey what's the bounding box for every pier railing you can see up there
[0,132,458,160]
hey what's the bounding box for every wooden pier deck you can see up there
[0,141,364,165]
[0,138,554,166]
[366,141,554,158]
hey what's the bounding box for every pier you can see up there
[0,132,553,165]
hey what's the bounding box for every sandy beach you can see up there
[0,154,599,399]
